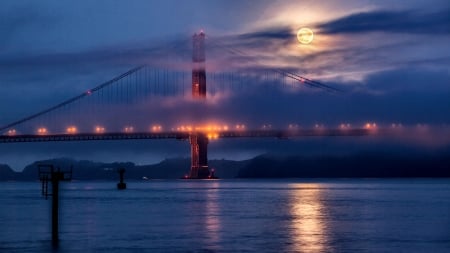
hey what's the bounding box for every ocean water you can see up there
[1,179,449,252]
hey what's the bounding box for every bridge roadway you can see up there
[0,128,374,143]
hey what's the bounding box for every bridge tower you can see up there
[192,31,206,98]
[187,31,210,179]
[188,133,210,178]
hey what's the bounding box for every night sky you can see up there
[1,0,449,170]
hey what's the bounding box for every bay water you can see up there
[1,179,449,252]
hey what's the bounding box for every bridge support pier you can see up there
[188,133,210,179]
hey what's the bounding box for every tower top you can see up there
[192,31,206,99]
[194,30,205,37]
[192,31,205,63]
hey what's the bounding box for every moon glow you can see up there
[297,28,314,44]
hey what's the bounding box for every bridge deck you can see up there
[0,129,374,143]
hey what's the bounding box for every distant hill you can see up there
[0,157,246,181]
[19,158,135,181]
[238,152,450,178]
[0,164,18,180]
[1,150,449,181]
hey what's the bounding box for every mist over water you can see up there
[1,179,450,252]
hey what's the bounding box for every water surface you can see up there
[1,179,449,252]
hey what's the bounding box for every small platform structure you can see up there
[117,168,126,190]
[38,164,72,245]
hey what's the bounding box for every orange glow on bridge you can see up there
[174,124,230,133]
[37,127,48,135]
[66,126,77,134]
[364,122,377,129]
[95,126,105,133]
[339,123,351,130]
[207,133,219,140]
[151,125,162,132]
[172,123,233,140]
[7,129,16,136]
[124,126,134,133]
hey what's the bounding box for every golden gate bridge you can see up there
[0,31,390,178]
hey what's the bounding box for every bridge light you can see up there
[124,126,134,133]
[7,129,16,136]
[66,126,77,134]
[365,122,377,130]
[207,133,219,140]
[416,123,428,131]
[314,124,325,130]
[86,90,92,95]
[340,123,351,130]
[151,125,162,132]
[37,127,48,135]
[95,126,105,133]
[391,123,403,129]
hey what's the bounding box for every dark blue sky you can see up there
[1,0,449,170]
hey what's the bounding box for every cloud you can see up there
[318,8,450,35]
[238,26,293,40]
[0,5,58,52]
[0,36,192,111]
[360,68,450,93]
[334,68,450,125]
[205,15,449,85]
[0,36,191,70]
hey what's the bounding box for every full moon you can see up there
[297,28,314,44]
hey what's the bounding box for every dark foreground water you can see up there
[1,179,449,252]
